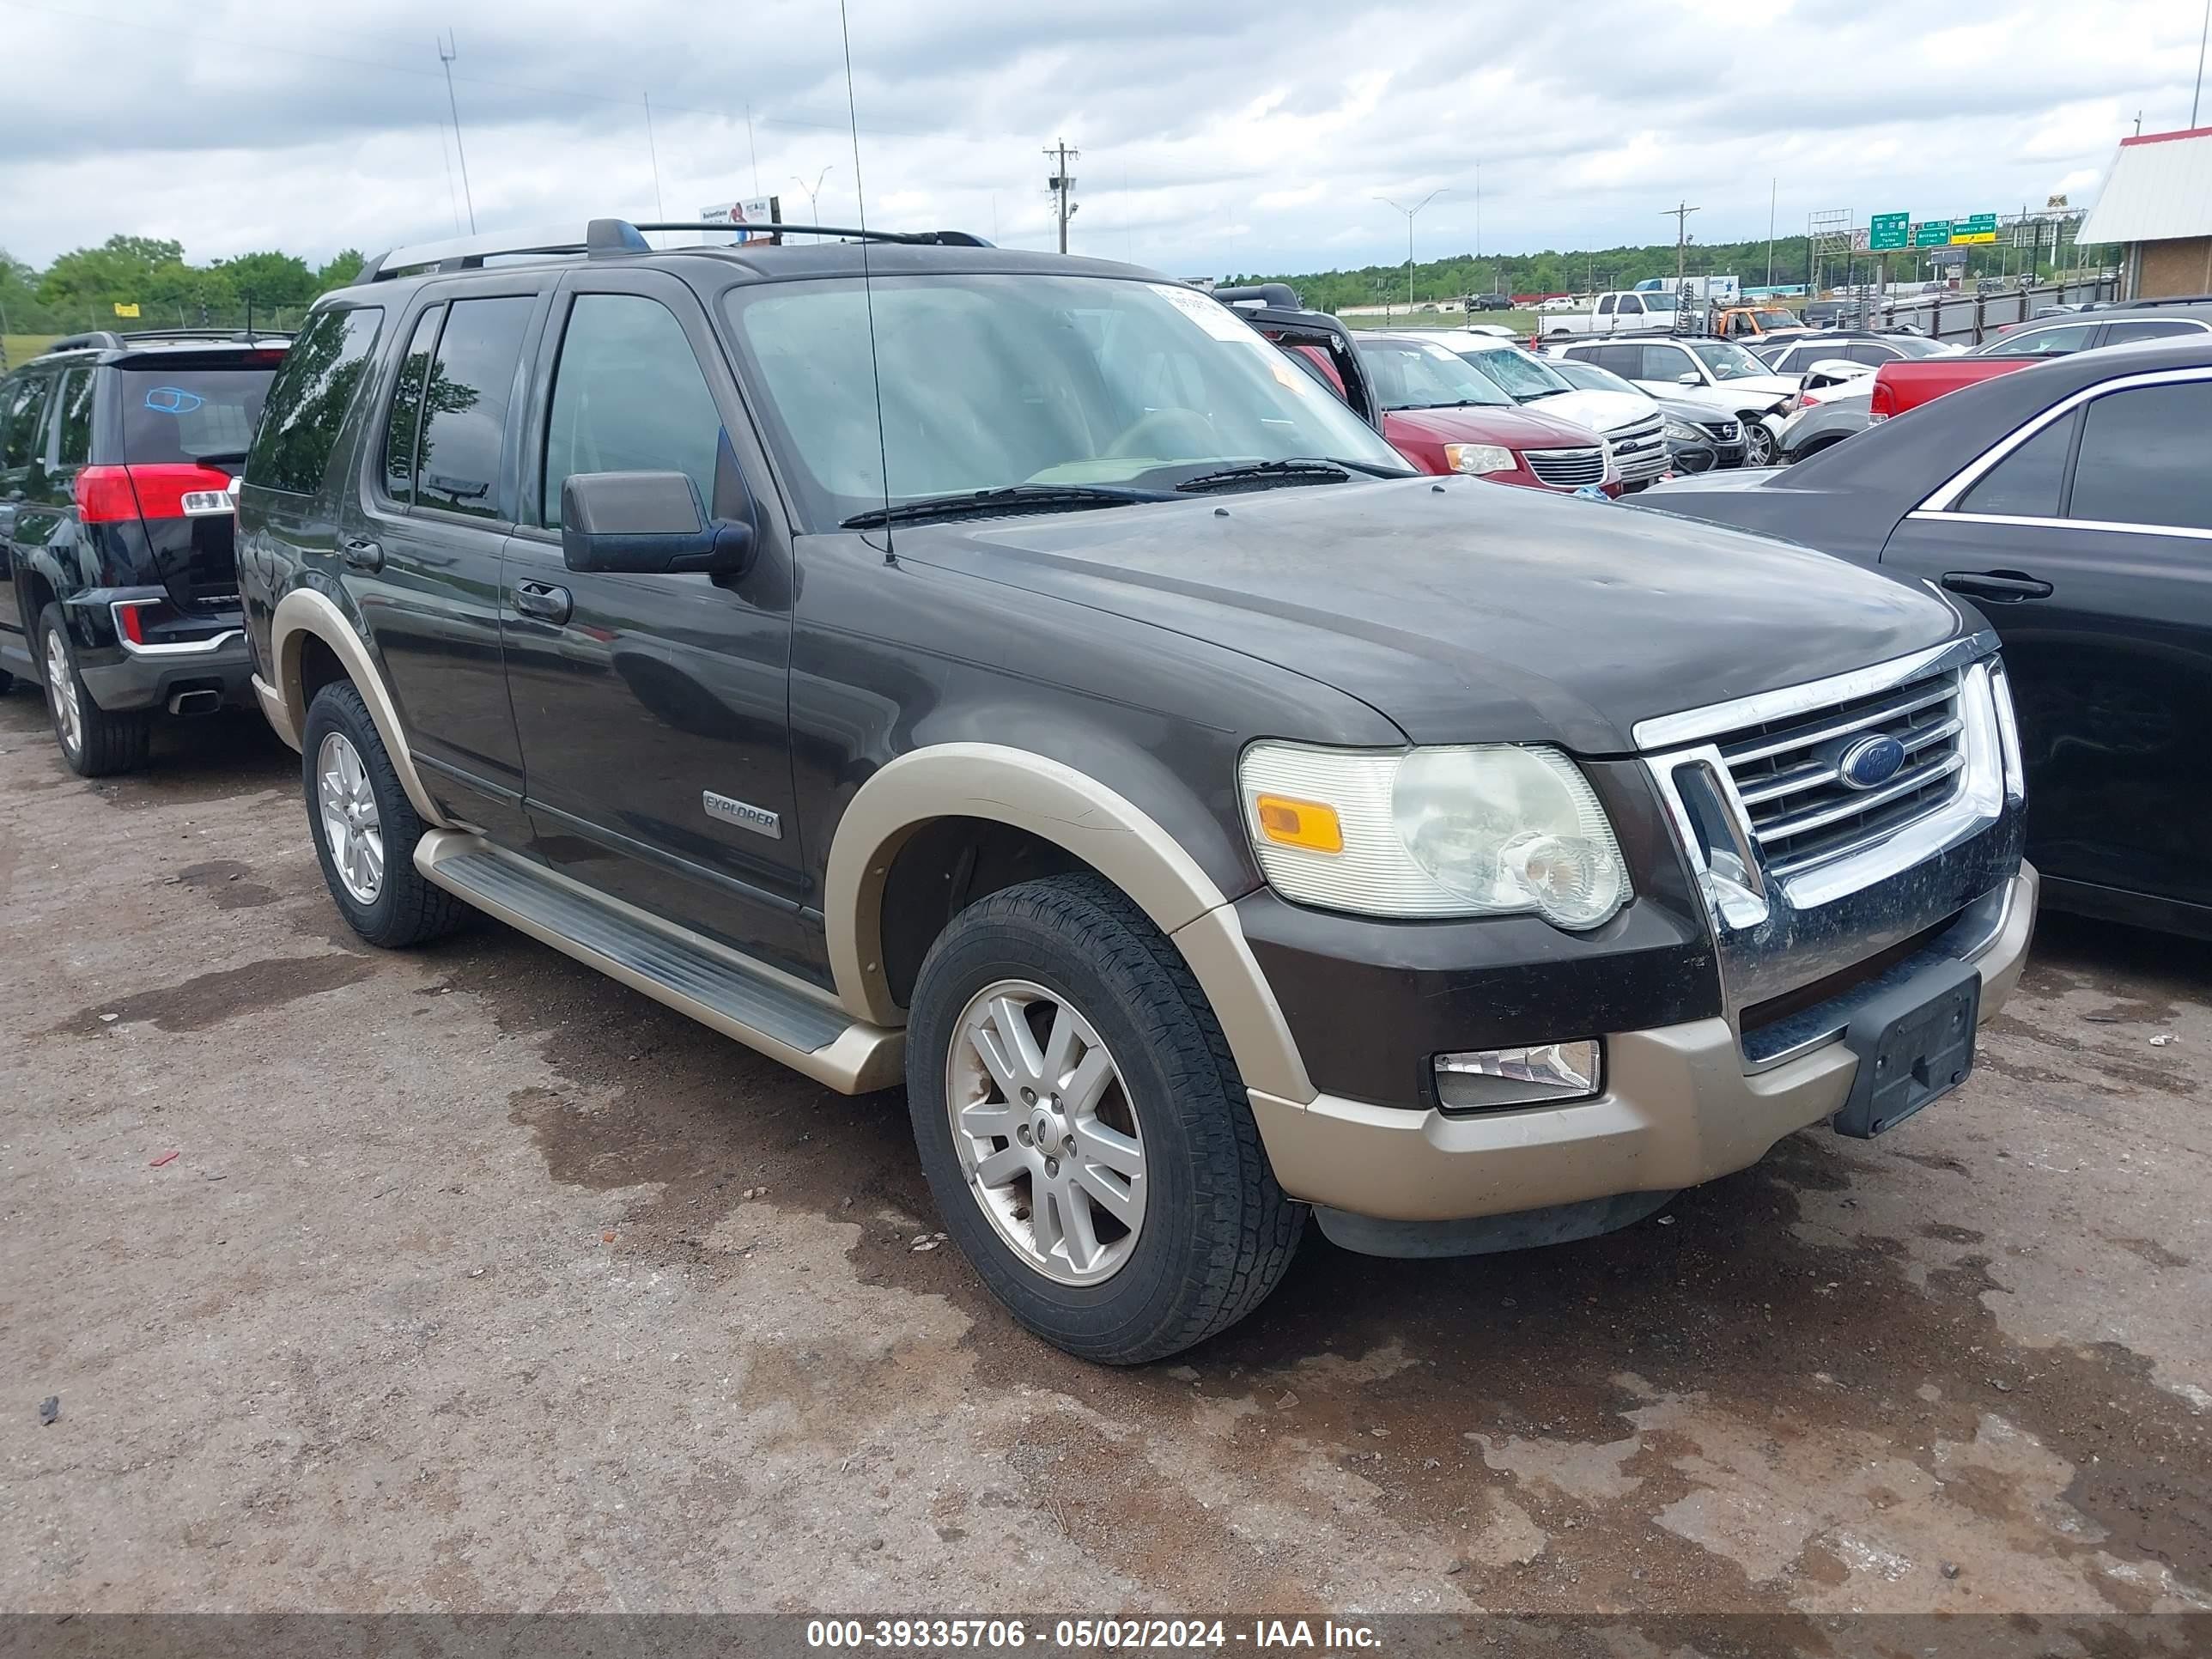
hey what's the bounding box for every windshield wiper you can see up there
[1174,459,1354,493]
[838,483,1172,530]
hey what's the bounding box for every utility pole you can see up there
[1376,189,1449,310]
[2197,0,2210,126]
[437,31,475,234]
[1766,179,1777,287]
[1663,201,1700,283]
[1044,140,1079,254]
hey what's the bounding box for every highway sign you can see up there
[1951,213,1998,245]
[1870,212,1910,252]
[1913,220,1953,248]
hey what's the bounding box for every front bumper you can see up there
[1248,865,2035,1229]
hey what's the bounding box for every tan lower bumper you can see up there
[1249,866,2038,1224]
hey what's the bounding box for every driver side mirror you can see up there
[561,471,754,577]
[1677,371,1701,386]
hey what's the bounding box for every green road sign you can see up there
[1870,212,1910,252]
[1913,219,1953,248]
[1951,213,1998,245]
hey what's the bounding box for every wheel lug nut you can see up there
[1044,1158,1060,1178]
[1062,1135,1076,1155]
[1020,1088,1036,1105]
[1017,1126,1032,1145]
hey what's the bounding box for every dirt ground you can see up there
[2,690,2208,1620]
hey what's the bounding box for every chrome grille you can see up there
[1602,415,1668,483]
[1524,447,1607,489]
[1716,669,1967,880]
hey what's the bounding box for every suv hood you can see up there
[894,477,1964,754]
[1518,387,1654,435]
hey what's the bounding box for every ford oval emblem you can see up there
[1838,733,1908,791]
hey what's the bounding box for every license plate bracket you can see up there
[1834,958,1981,1139]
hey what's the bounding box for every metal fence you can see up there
[1862,276,2119,346]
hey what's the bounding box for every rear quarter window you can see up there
[246,307,384,495]
[121,361,280,465]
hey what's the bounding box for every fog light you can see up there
[1435,1041,1601,1110]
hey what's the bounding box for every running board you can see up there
[414,830,903,1093]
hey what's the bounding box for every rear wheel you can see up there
[906,872,1305,1364]
[37,603,149,777]
[301,680,466,948]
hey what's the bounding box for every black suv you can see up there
[239,218,2034,1363]
[1,330,288,773]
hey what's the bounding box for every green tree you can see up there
[37,234,185,307]
[214,250,315,307]
[316,250,368,292]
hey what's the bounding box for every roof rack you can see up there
[357,216,994,283]
[48,331,125,352]
[1212,283,1305,309]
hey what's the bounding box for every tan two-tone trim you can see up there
[822,743,1315,1104]
[267,586,447,827]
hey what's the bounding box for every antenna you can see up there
[437,31,477,234]
[643,92,666,226]
[839,0,893,557]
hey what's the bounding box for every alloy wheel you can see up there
[945,979,1147,1286]
[316,732,385,904]
[44,628,82,757]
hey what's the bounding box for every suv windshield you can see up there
[1689,342,1771,381]
[1550,358,1646,398]
[723,274,1410,529]
[118,362,278,464]
[1452,344,1572,401]
[1354,337,1517,413]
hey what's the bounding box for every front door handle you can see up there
[513,580,572,625]
[341,537,384,573]
[1940,569,2053,603]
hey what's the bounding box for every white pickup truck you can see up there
[1539,289,1686,339]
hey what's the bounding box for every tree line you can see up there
[1,235,368,337]
[1227,228,2110,313]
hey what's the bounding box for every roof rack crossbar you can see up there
[356,216,994,281]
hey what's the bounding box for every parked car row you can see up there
[11,213,2147,1372]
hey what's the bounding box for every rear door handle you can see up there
[1940,569,2052,603]
[513,580,572,625]
[341,537,384,573]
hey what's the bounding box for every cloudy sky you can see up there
[4,0,2206,276]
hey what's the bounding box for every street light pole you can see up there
[1376,189,1450,312]
[2195,0,2210,126]
[792,167,835,238]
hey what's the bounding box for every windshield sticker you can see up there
[1147,283,1267,344]
[143,386,205,415]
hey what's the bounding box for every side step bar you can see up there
[415,830,904,1093]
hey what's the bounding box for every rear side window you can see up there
[412,295,534,520]
[1959,412,2076,519]
[246,307,383,495]
[2,374,54,467]
[2069,382,2212,532]
[542,295,722,528]
[382,306,445,502]
[1639,345,1690,381]
[54,369,94,466]
[2100,319,2209,346]
[119,364,276,464]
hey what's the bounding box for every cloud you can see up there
[2,0,2201,276]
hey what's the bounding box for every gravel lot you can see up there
[3,689,2208,1618]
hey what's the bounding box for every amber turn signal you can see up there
[1253,794,1344,854]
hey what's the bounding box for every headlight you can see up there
[1238,742,1629,928]
[1662,417,1705,442]
[1443,442,1516,476]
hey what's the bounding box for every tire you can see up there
[0,668,15,694]
[37,603,150,777]
[301,679,466,949]
[1742,418,1779,466]
[906,872,1305,1364]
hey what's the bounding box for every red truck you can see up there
[1868,355,2032,421]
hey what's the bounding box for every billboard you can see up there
[700,197,781,246]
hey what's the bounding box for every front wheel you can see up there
[1742,418,1779,466]
[906,873,1305,1364]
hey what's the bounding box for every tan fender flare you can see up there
[823,743,1315,1104]
[264,586,448,827]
